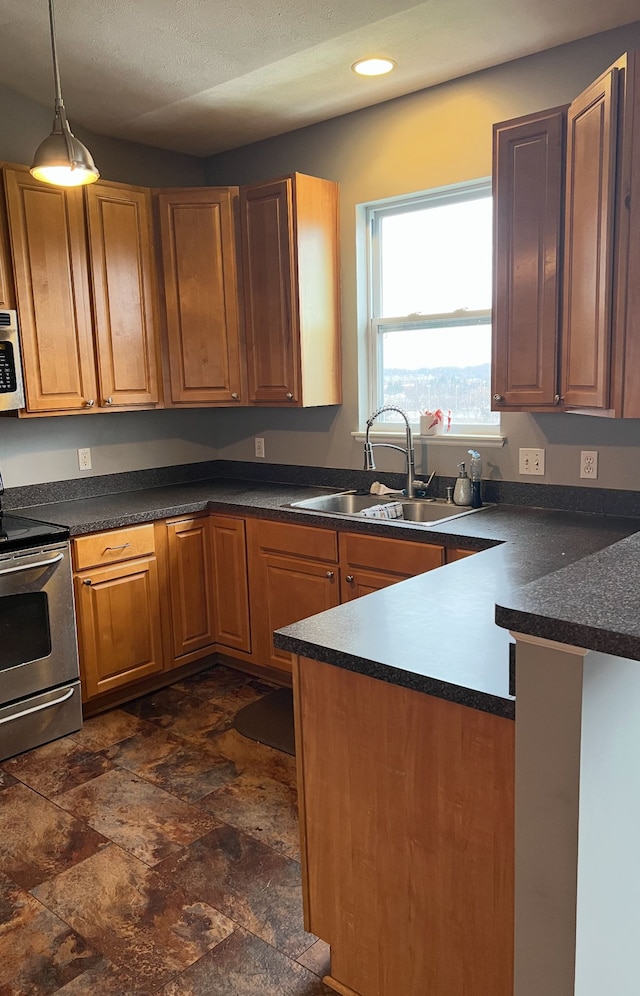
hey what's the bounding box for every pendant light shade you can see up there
[30,0,99,187]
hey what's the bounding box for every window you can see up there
[365,180,498,433]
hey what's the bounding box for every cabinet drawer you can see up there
[255,520,338,562]
[73,523,156,570]
[340,532,444,576]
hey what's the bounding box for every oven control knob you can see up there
[82,579,93,586]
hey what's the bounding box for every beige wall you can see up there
[206,21,640,492]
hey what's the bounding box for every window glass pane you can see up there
[379,324,499,426]
[379,196,492,317]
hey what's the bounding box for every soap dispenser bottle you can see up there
[453,462,472,506]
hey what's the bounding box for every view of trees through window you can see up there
[371,187,498,427]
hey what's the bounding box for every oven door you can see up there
[0,542,80,706]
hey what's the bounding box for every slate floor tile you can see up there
[69,708,153,752]
[0,768,18,791]
[158,823,315,959]
[0,871,101,994]
[2,736,113,799]
[200,769,300,860]
[0,783,108,890]
[102,726,241,804]
[159,927,333,995]
[123,685,232,744]
[32,845,235,992]
[53,767,218,866]
[209,728,298,789]
[297,938,332,978]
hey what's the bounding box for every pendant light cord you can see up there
[48,0,63,108]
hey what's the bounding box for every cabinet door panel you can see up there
[210,515,251,653]
[4,169,97,411]
[255,553,339,672]
[165,517,215,664]
[86,182,159,407]
[75,557,164,699]
[562,68,618,409]
[493,109,565,410]
[341,567,408,601]
[158,189,243,404]
[240,179,300,403]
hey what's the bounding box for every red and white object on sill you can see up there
[420,409,451,436]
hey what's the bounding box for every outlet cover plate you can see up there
[254,437,265,459]
[580,450,598,479]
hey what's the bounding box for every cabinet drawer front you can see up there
[340,532,444,576]
[255,520,338,562]
[73,524,156,570]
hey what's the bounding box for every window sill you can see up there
[352,430,506,448]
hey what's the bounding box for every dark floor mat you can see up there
[233,687,295,756]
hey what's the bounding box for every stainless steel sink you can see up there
[288,491,490,524]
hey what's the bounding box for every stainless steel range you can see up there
[0,472,82,761]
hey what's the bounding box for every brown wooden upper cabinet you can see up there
[239,173,341,406]
[492,107,566,411]
[156,187,244,406]
[3,168,160,414]
[493,50,640,417]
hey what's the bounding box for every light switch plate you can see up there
[519,447,545,476]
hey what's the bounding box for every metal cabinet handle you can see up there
[104,543,130,552]
[493,394,504,403]
[83,579,93,586]
[85,398,95,407]
[554,394,561,405]
[231,392,239,400]
[325,571,335,579]
[0,686,75,727]
[286,392,294,400]
[104,397,113,405]
[345,575,354,583]
[0,552,63,577]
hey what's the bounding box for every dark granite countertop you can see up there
[13,477,640,719]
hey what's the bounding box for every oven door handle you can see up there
[0,552,64,576]
[0,686,75,727]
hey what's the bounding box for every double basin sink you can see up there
[288,491,491,525]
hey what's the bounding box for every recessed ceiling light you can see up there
[352,58,397,77]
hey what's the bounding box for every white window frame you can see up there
[362,178,503,443]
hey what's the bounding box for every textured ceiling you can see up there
[1,0,639,156]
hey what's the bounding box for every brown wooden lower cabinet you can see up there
[74,554,165,700]
[294,655,515,996]
[246,519,340,674]
[163,515,216,666]
[446,547,476,563]
[210,514,251,653]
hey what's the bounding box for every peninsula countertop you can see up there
[11,477,640,719]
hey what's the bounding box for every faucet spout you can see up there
[364,405,416,497]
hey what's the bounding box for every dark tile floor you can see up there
[0,665,333,995]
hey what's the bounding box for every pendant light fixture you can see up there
[30,0,99,187]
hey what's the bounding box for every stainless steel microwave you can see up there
[0,311,25,411]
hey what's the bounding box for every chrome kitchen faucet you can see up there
[363,405,416,498]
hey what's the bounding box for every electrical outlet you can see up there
[254,437,265,459]
[519,447,545,476]
[580,450,598,480]
[77,447,92,471]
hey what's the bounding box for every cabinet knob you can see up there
[104,397,113,405]
[231,392,239,400]
[286,392,294,400]
[82,579,93,586]
[493,394,504,403]
[325,571,335,579]
[345,575,354,583]
[84,398,95,407]
[554,394,561,405]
